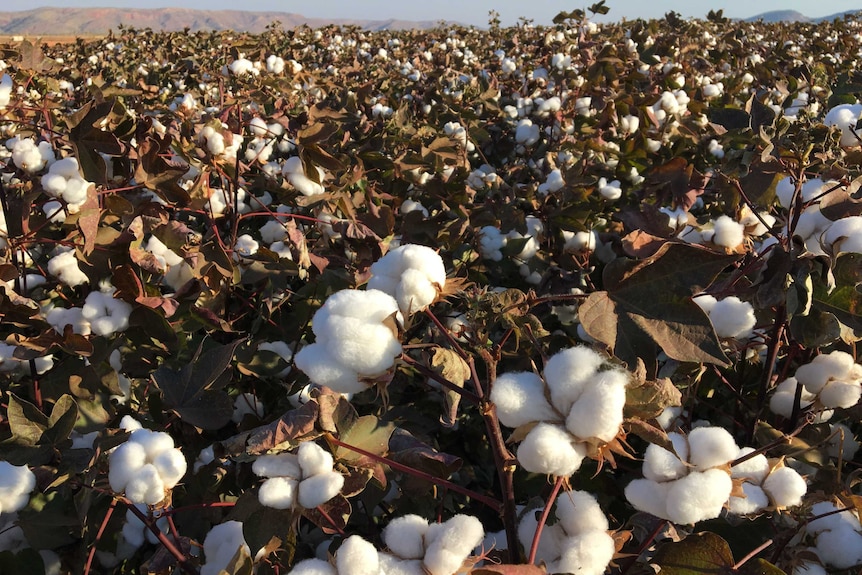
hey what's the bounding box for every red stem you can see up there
[528,477,564,565]
[84,498,118,575]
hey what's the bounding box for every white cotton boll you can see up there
[130,429,175,461]
[294,344,366,394]
[712,215,745,248]
[519,510,564,566]
[479,226,506,261]
[42,173,67,196]
[201,521,253,575]
[555,490,609,535]
[383,515,429,559]
[259,476,298,509]
[108,441,147,493]
[152,448,187,488]
[597,178,622,201]
[807,501,862,535]
[794,561,828,575]
[0,462,36,514]
[643,433,689,482]
[490,371,558,428]
[665,468,733,524]
[397,268,440,315]
[827,423,859,459]
[249,117,268,137]
[763,466,807,508]
[336,535,379,575]
[232,392,264,423]
[624,478,670,520]
[543,347,604,414]
[731,447,770,483]
[424,514,484,558]
[796,352,856,394]
[728,482,769,515]
[824,103,862,147]
[259,220,287,244]
[297,442,334,477]
[707,296,756,339]
[120,415,143,431]
[565,369,628,442]
[322,318,401,376]
[47,250,89,287]
[563,230,597,253]
[517,423,587,476]
[318,288,399,323]
[289,559,337,575]
[283,156,325,196]
[822,216,862,254]
[62,177,90,207]
[252,453,301,479]
[234,234,259,258]
[551,530,616,575]
[694,294,717,316]
[378,554,425,575]
[298,471,344,509]
[687,426,738,470]
[815,526,862,569]
[123,463,166,505]
[819,380,862,409]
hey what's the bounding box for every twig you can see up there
[528,477,564,565]
[84,499,118,575]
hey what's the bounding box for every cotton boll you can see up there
[130,429,176,461]
[708,297,756,339]
[0,462,36,514]
[297,471,344,508]
[806,501,862,535]
[383,514,429,559]
[258,476,298,509]
[232,392,265,424]
[283,156,325,196]
[731,447,769,483]
[712,215,744,248]
[643,433,689,482]
[824,103,862,147]
[555,490,609,535]
[517,423,587,476]
[827,423,860,459]
[728,482,769,515]
[687,426,739,470]
[252,453,301,479]
[378,554,425,575]
[47,249,89,287]
[796,352,855,394]
[201,521,253,575]
[552,530,616,575]
[297,442,334,477]
[290,558,337,575]
[424,514,484,558]
[319,288,400,323]
[664,468,732,524]
[322,318,401,376]
[294,344,366,394]
[794,561,827,575]
[519,510,565,566]
[490,371,558,428]
[336,535,379,575]
[152,448,187,488]
[123,464,166,505]
[763,466,807,508]
[819,380,861,409]
[624,478,670,519]
[543,347,604,413]
[815,526,862,569]
[108,441,147,493]
[565,369,628,442]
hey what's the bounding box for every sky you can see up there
[7,1,862,27]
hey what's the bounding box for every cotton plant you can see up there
[518,490,616,575]
[367,243,447,316]
[694,294,757,340]
[769,352,862,420]
[252,441,344,510]
[40,157,92,214]
[727,447,807,514]
[624,426,739,524]
[143,235,194,291]
[0,461,36,515]
[804,500,862,569]
[283,156,326,196]
[46,247,89,287]
[201,520,263,575]
[8,136,54,173]
[108,417,187,506]
[489,346,630,477]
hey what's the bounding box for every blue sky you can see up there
[7,1,862,27]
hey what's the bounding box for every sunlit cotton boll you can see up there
[664,468,733,524]
[490,371,558,428]
[336,536,379,575]
[711,215,745,248]
[201,521,257,575]
[47,249,89,287]
[564,368,628,442]
[795,351,859,395]
[81,290,133,336]
[686,426,739,470]
[423,514,484,575]
[383,515,430,559]
[517,422,588,477]
[367,244,446,315]
[822,216,862,254]
[824,103,862,147]
[694,295,756,339]
[283,156,325,196]
[543,346,605,414]
[0,461,36,514]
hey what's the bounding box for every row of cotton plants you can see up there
[3,6,862,575]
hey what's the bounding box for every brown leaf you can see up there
[431,347,471,427]
[77,183,100,257]
[218,402,319,457]
[621,230,667,258]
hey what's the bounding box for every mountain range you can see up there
[0,7,859,36]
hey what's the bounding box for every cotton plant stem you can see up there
[314,504,346,536]
[125,500,199,575]
[83,498,118,575]
[732,538,773,570]
[325,433,503,512]
[400,353,481,405]
[528,476,565,565]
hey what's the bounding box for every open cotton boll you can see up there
[283,156,325,196]
[807,501,862,535]
[827,423,860,459]
[565,369,628,442]
[698,296,756,339]
[555,490,609,535]
[0,461,36,514]
[815,527,862,569]
[490,371,558,428]
[551,530,616,575]
[423,515,484,575]
[253,453,301,479]
[519,510,565,566]
[130,428,176,461]
[297,442,334,477]
[822,216,862,254]
[367,244,446,315]
[201,521,254,575]
[123,464,166,506]
[152,448,188,488]
[232,392,265,424]
[543,346,604,413]
[336,535,379,575]
[378,554,425,575]
[769,377,815,417]
[643,433,689,482]
[624,478,670,520]
[562,230,597,253]
[321,317,402,375]
[294,344,365,394]
[731,447,770,483]
[290,559,337,575]
[794,561,828,575]
[297,471,344,509]
[819,380,862,409]
[383,515,429,559]
[687,426,739,470]
[81,290,133,336]
[763,466,807,508]
[517,422,587,476]
[712,215,745,249]
[665,468,733,524]
[479,226,506,261]
[108,441,147,493]
[258,476,298,509]
[47,249,89,287]
[728,482,769,515]
[796,352,857,394]
[824,103,862,147]
[317,288,400,324]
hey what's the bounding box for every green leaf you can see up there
[333,415,395,466]
[653,532,734,575]
[738,558,786,575]
[6,393,48,446]
[43,394,78,446]
[811,277,862,333]
[18,491,79,549]
[580,243,735,371]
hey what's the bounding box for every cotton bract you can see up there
[490,346,629,476]
[252,441,343,510]
[367,244,446,315]
[108,426,187,505]
[625,427,737,524]
[294,289,402,394]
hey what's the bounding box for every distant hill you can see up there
[746,9,861,23]
[0,7,447,36]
